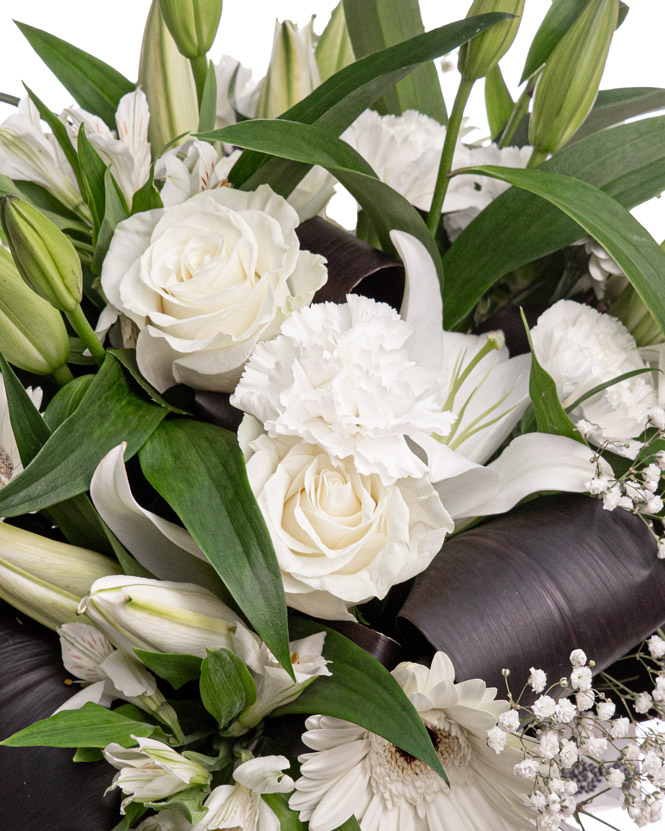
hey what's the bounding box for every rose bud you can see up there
[158,0,223,59]
[458,0,524,81]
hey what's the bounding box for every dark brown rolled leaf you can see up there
[397,494,665,697]
[297,216,405,309]
[193,389,244,432]
[0,602,119,830]
[326,620,404,669]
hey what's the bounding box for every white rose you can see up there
[101,184,327,392]
[239,415,453,620]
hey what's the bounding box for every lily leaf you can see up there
[520,0,587,83]
[570,87,665,143]
[133,650,203,690]
[485,64,513,139]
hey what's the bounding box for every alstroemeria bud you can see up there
[0,247,69,373]
[158,0,223,59]
[529,0,618,154]
[79,576,242,658]
[0,196,82,312]
[255,19,321,119]
[138,0,200,150]
[0,523,119,630]
[458,0,524,80]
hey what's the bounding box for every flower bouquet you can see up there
[2,1,665,829]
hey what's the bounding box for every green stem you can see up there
[190,54,208,106]
[51,363,75,387]
[65,304,105,367]
[578,809,622,831]
[427,76,475,236]
[527,146,548,168]
[498,87,530,148]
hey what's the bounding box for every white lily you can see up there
[0,97,86,214]
[392,230,610,520]
[104,736,210,814]
[64,89,151,205]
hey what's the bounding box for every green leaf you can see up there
[485,64,513,138]
[72,746,104,762]
[274,618,447,781]
[571,87,665,143]
[146,788,207,824]
[111,804,147,831]
[519,309,582,443]
[67,336,97,365]
[315,2,355,83]
[342,0,446,122]
[0,353,166,516]
[91,168,129,273]
[442,116,665,328]
[23,84,82,191]
[224,14,508,191]
[1,702,154,747]
[131,167,164,213]
[457,164,665,336]
[200,648,257,726]
[197,60,218,135]
[138,419,293,678]
[565,367,660,413]
[109,348,191,414]
[44,374,95,430]
[15,21,134,129]
[77,126,107,237]
[0,353,50,462]
[262,793,307,830]
[203,119,441,277]
[520,0,587,83]
[333,818,362,831]
[133,649,203,689]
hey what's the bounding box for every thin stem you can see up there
[65,304,105,367]
[51,363,75,387]
[527,146,548,168]
[190,55,208,106]
[578,808,623,831]
[427,75,475,236]
[0,92,20,107]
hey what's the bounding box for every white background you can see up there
[2,2,665,828]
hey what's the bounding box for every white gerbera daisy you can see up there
[289,652,534,831]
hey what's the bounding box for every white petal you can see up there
[52,680,111,713]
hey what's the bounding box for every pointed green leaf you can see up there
[565,368,660,413]
[109,348,191,414]
[131,166,163,213]
[520,0,587,83]
[571,87,665,143]
[273,618,447,781]
[0,353,50,461]
[91,168,129,273]
[138,419,293,678]
[15,21,134,129]
[455,164,665,335]
[485,64,514,138]
[262,794,307,830]
[133,649,203,689]
[77,127,107,237]
[23,84,82,190]
[44,374,95,430]
[202,119,441,277]
[200,648,256,726]
[443,117,665,328]
[1,702,154,748]
[0,354,166,517]
[197,60,218,135]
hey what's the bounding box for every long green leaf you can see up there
[133,649,203,690]
[23,84,82,190]
[485,64,513,138]
[138,419,293,678]
[456,164,665,334]
[200,648,256,727]
[91,168,129,274]
[0,354,50,461]
[565,368,660,413]
[273,618,446,781]
[77,127,107,238]
[201,119,441,276]
[442,116,665,328]
[520,0,587,83]
[225,14,508,191]
[571,87,665,143]
[342,0,446,122]
[44,375,95,430]
[262,794,307,830]
[197,61,218,135]
[1,702,154,748]
[0,354,166,516]
[15,21,134,128]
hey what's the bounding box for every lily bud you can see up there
[0,196,82,312]
[79,576,243,658]
[0,522,119,630]
[611,284,664,347]
[315,2,354,83]
[138,0,200,150]
[0,247,69,374]
[458,0,524,80]
[255,19,321,119]
[158,0,223,59]
[529,0,618,154]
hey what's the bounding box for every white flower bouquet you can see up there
[1,1,665,829]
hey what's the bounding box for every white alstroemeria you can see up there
[137,808,193,830]
[191,756,294,831]
[228,625,331,731]
[215,55,260,129]
[63,89,151,205]
[0,374,41,493]
[531,300,658,457]
[571,237,627,300]
[443,143,532,241]
[101,184,327,393]
[0,97,85,213]
[55,621,183,738]
[237,416,452,619]
[78,575,242,658]
[290,652,534,831]
[104,736,211,814]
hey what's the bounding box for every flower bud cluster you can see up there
[488,644,665,828]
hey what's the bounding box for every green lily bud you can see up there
[315,2,354,83]
[529,0,618,154]
[0,196,82,312]
[610,283,664,347]
[138,0,200,150]
[79,576,242,658]
[0,522,119,630]
[255,19,321,119]
[0,247,69,373]
[458,0,524,80]
[158,0,223,59]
